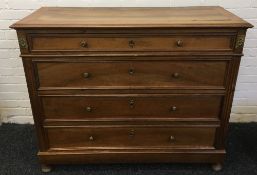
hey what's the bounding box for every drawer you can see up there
[46,126,216,149]
[36,60,228,89]
[30,34,233,52]
[42,95,223,119]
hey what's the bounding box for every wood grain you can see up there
[30,34,233,52]
[41,95,223,119]
[10,7,252,28]
[46,126,216,149]
[38,150,225,164]
[10,7,253,171]
[36,61,228,89]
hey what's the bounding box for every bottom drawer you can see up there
[46,126,216,149]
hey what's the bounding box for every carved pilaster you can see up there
[235,34,245,49]
[17,30,29,54]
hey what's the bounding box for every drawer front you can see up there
[30,34,233,52]
[42,95,223,119]
[37,61,228,89]
[46,126,216,149]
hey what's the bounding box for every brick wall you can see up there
[0,0,256,124]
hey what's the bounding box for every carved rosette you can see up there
[235,35,246,49]
[18,35,28,49]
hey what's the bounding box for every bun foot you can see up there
[212,163,223,171]
[41,164,52,173]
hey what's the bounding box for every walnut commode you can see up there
[10,7,252,172]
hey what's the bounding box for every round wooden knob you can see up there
[172,72,180,78]
[129,68,135,75]
[80,41,88,48]
[170,135,175,142]
[89,136,94,141]
[86,106,92,112]
[171,106,177,111]
[83,72,90,78]
[176,40,183,47]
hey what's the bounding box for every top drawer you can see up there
[29,34,234,53]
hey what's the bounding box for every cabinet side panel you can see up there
[22,57,48,151]
[215,29,246,149]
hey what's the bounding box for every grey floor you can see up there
[0,123,257,175]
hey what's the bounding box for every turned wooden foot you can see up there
[212,163,223,171]
[41,164,52,173]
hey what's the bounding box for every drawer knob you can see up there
[171,106,177,111]
[170,135,175,142]
[80,41,88,48]
[129,68,135,75]
[176,40,183,47]
[89,136,94,141]
[86,106,92,112]
[172,72,180,78]
[129,40,135,48]
[83,72,90,78]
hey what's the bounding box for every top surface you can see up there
[10,6,253,29]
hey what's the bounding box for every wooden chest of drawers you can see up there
[10,7,252,172]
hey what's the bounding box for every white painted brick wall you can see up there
[0,0,256,124]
